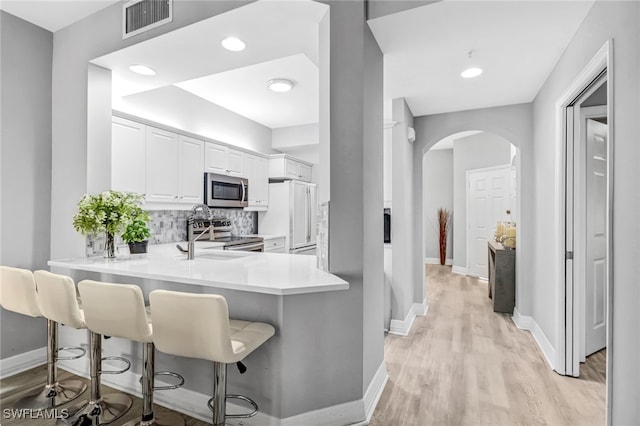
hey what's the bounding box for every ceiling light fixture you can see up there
[461,50,483,79]
[267,78,294,93]
[221,37,246,52]
[129,64,156,76]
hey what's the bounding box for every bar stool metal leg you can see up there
[122,343,184,426]
[12,320,87,409]
[59,331,132,426]
[212,362,227,426]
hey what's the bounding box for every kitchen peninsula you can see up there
[48,245,349,424]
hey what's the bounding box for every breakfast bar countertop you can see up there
[48,243,348,296]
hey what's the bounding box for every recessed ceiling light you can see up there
[461,67,483,79]
[267,78,294,92]
[129,64,156,76]
[221,37,246,52]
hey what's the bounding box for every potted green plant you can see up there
[72,191,144,258]
[122,209,151,254]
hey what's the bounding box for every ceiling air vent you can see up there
[123,0,172,39]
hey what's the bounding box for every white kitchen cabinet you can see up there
[177,135,204,204]
[111,117,146,194]
[263,236,286,253]
[244,154,269,209]
[145,126,203,204]
[204,142,244,177]
[269,154,313,182]
[145,126,179,203]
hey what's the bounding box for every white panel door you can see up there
[585,118,607,356]
[468,166,511,278]
[177,135,203,204]
[291,181,308,249]
[145,127,178,202]
[111,117,146,194]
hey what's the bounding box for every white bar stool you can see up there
[77,280,185,426]
[149,290,275,426]
[0,266,86,409]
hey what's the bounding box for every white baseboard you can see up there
[511,308,555,370]
[60,358,388,426]
[0,347,46,379]
[451,266,468,276]
[424,257,453,266]
[363,362,388,424]
[388,299,427,336]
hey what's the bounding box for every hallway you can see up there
[370,265,605,426]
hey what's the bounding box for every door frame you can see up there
[554,40,613,423]
[465,163,514,279]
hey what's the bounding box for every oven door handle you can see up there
[241,181,246,203]
[224,242,264,251]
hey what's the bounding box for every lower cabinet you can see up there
[264,237,286,253]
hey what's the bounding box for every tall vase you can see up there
[105,232,116,259]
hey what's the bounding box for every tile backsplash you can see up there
[147,209,257,243]
[85,209,257,256]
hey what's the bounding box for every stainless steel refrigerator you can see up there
[258,180,317,255]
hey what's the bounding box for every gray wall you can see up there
[412,103,534,318]
[390,98,417,319]
[452,132,512,270]
[423,149,453,260]
[0,11,51,358]
[531,2,639,422]
[323,0,385,400]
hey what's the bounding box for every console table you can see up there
[488,241,515,314]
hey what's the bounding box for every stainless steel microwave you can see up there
[204,173,248,208]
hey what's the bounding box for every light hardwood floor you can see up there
[369,264,606,426]
[0,264,606,425]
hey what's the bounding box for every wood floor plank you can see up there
[370,265,606,426]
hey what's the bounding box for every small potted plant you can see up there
[122,208,151,254]
[73,191,144,258]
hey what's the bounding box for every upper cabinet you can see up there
[145,126,179,203]
[111,117,146,194]
[269,154,313,182]
[204,142,244,177]
[177,135,205,204]
[112,117,203,206]
[244,154,269,209]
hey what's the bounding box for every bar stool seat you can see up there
[0,266,86,409]
[149,290,275,426]
[77,280,185,426]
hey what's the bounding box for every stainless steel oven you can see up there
[204,173,248,208]
[223,239,264,252]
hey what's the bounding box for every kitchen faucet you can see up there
[176,204,213,260]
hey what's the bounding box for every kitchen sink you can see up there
[194,251,256,261]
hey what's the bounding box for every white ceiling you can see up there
[431,130,482,150]
[176,54,318,129]
[368,0,595,117]
[0,0,119,32]
[91,0,326,129]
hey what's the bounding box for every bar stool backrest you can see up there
[34,270,85,329]
[149,290,234,363]
[78,280,152,343]
[0,266,41,317]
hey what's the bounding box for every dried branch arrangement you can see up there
[438,208,450,265]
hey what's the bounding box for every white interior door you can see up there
[468,166,511,278]
[584,117,607,356]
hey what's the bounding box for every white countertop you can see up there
[48,242,347,296]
